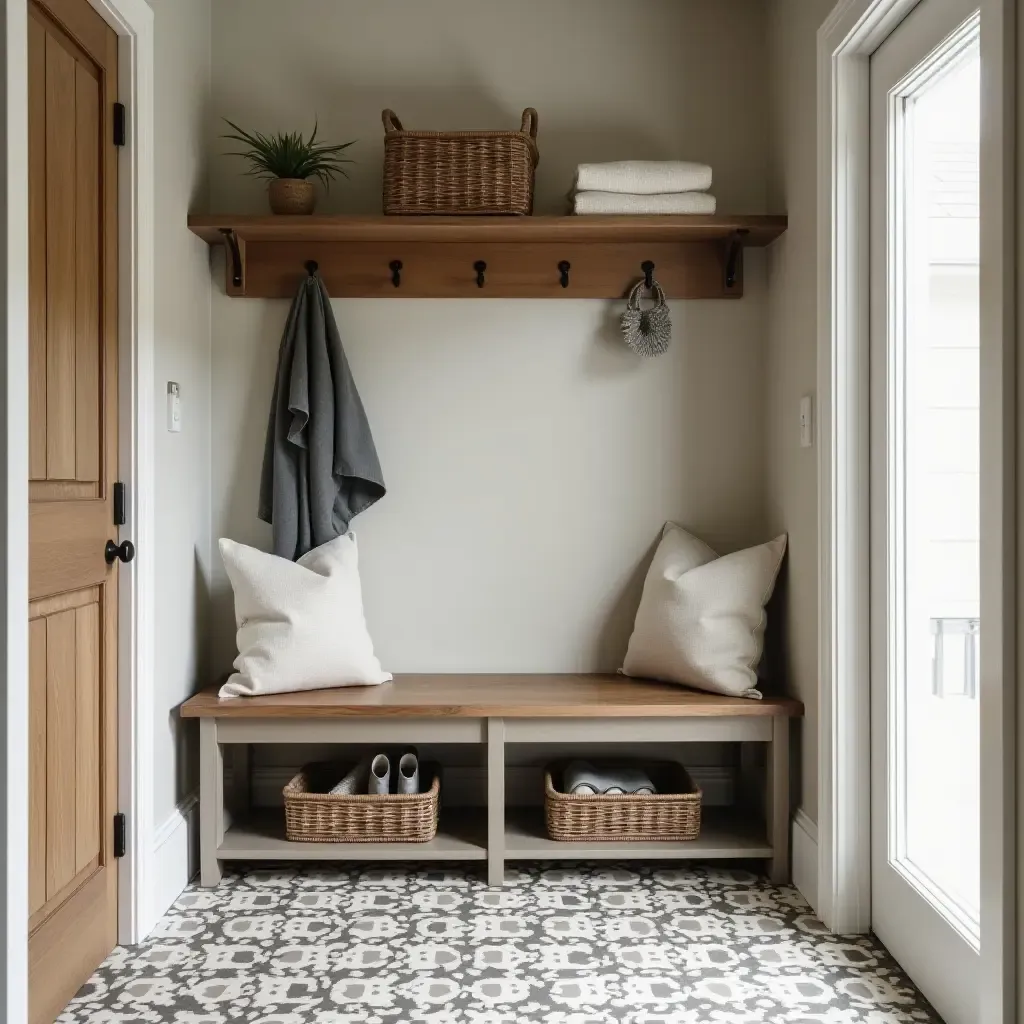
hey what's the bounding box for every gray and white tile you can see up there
[58,862,940,1023]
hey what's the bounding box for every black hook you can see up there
[390,260,402,288]
[558,260,571,288]
[725,229,749,289]
[641,260,655,289]
[474,260,487,288]
[305,260,318,277]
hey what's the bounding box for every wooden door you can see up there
[27,1,119,1021]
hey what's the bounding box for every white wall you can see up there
[207,0,777,679]
[150,0,212,834]
[765,0,830,823]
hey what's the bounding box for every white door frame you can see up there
[816,0,1015,1019]
[1,0,155,1016]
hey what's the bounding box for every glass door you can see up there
[869,0,980,1020]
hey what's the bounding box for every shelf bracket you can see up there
[219,228,245,293]
[724,229,749,289]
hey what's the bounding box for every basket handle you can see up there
[381,109,404,133]
[520,107,538,139]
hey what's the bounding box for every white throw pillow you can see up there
[621,523,787,699]
[219,533,392,698]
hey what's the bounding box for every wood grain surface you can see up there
[181,674,803,720]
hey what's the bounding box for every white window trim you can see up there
[816,0,1015,1019]
[2,0,155,1016]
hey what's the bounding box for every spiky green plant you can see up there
[222,119,356,189]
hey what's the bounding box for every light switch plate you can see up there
[799,394,813,448]
[167,382,181,433]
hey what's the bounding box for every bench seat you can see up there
[180,673,803,719]
[181,673,802,888]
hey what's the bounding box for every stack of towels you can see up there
[572,160,716,215]
[564,760,657,796]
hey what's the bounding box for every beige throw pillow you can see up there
[621,523,787,699]
[219,533,392,698]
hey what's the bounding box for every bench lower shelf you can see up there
[218,810,488,861]
[216,807,771,864]
[504,808,772,860]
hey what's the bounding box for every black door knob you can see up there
[105,539,135,565]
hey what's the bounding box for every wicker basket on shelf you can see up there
[544,762,701,843]
[283,763,439,843]
[382,107,539,215]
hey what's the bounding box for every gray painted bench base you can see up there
[198,713,791,888]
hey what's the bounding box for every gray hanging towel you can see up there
[258,273,385,560]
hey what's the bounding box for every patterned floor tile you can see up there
[57,863,941,1023]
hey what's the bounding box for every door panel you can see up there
[75,599,101,872]
[28,18,46,481]
[29,618,47,918]
[869,0,980,1020]
[45,606,78,898]
[29,588,104,926]
[27,1,119,1021]
[74,62,101,483]
[44,31,77,482]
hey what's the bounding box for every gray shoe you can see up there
[369,754,391,795]
[329,758,369,796]
[398,750,420,795]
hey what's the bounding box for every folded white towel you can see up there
[576,160,712,195]
[573,191,717,216]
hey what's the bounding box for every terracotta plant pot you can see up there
[268,178,315,215]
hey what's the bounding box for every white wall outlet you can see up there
[799,394,813,448]
[167,382,182,433]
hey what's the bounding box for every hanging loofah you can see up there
[620,279,672,357]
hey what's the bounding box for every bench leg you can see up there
[200,718,223,887]
[767,716,790,884]
[229,743,251,819]
[487,717,505,886]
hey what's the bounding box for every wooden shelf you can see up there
[187,213,787,299]
[188,214,787,246]
[218,809,488,862]
[504,807,773,861]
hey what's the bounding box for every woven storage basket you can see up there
[382,107,539,215]
[283,763,439,843]
[545,762,701,842]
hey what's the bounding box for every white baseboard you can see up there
[144,792,198,938]
[235,764,737,809]
[791,807,819,914]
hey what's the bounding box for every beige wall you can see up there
[151,0,213,827]
[205,0,781,679]
[766,0,831,823]
[209,0,771,216]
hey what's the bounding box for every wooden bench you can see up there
[180,674,803,887]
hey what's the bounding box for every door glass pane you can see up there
[891,41,980,938]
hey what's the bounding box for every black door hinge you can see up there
[113,103,126,147]
[113,813,126,858]
[113,481,126,526]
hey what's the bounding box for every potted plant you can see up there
[222,119,356,215]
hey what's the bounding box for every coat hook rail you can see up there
[558,260,571,288]
[219,228,243,289]
[474,260,487,288]
[641,260,655,289]
[725,228,750,289]
[390,260,403,288]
